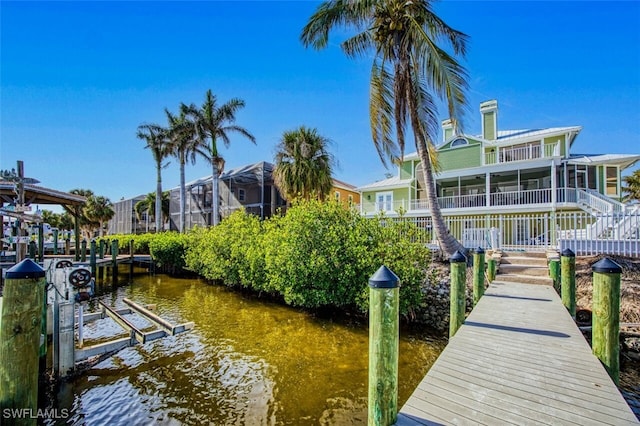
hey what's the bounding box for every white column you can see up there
[551,160,557,206]
[485,173,490,207]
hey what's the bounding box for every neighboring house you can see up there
[167,161,287,231]
[109,161,288,234]
[331,178,361,208]
[358,100,640,254]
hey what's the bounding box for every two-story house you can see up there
[358,100,640,254]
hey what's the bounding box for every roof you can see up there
[567,153,640,170]
[0,181,87,207]
[175,161,275,190]
[332,178,358,191]
[357,176,413,191]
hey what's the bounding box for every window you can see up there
[347,194,354,206]
[334,191,340,201]
[450,137,468,148]
[376,192,393,212]
[238,188,246,202]
[606,166,618,196]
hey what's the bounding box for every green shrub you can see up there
[148,232,189,272]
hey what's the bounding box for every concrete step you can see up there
[500,256,548,267]
[493,273,554,286]
[500,250,549,259]
[499,264,550,277]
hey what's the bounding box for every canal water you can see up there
[47,272,446,425]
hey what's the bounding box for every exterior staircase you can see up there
[495,251,553,285]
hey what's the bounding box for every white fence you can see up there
[388,211,640,258]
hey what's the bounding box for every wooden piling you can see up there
[28,240,36,260]
[368,266,399,426]
[65,238,70,256]
[0,259,46,424]
[592,258,621,384]
[111,239,119,280]
[90,240,97,277]
[549,257,560,293]
[449,251,467,338]
[56,302,75,377]
[53,228,59,255]
[81,239,87,262]
[472,248,485,307]
[487,257,496,282]
[561,248,576,317]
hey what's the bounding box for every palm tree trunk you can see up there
[155,163,163,233]
[180,160,186,233]
[406,79,466,257]
[212,161,220,226]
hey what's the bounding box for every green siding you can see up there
[598,166,605,195]
[400,160,413,180]
[483,111,496,140]
[361,187,411,214]
[438,144,482,171]
[544,136,564,157]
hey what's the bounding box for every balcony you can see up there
[485,142,559,165]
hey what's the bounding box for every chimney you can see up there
[442,119,454,142]
[480,100,498,140]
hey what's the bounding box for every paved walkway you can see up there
[397,280,639,425]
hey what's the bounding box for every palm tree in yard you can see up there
[165,105,207,233]
[137,123,171,233]
[302,0,470,256]
[84,195,114,237]
[187,89,255,226]
[135,191,170,231]
[622,169,640,202]
[273,126,334,201]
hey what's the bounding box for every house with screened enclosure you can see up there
[357,100,640,256]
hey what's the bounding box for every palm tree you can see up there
[164,105,207,233]
[84,195,114,237]
[622,169,640,202]
[187,89,256,226]
[137,122,171,233]
[302,0,469,256]
[273,126,334,201]
[134,191,170,231]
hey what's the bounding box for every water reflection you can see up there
[52,274,445,425]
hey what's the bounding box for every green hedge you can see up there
[105,201,432,318]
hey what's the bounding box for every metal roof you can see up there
[567,153,640,169]
[357,176,413,191]
[0,181,86,207]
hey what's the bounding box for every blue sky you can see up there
[1,1,639,212]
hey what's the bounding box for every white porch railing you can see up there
[383,211,639,257]
[484,142,559,165]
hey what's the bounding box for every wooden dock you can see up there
[397,280,639,425]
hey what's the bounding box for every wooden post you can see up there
[65,238,70,256]
[111,240,118,283]
[52,228,59,255]
[28,240,36,260]
[0,259,46,424]
[368,266,399,426]
[80,239,87,263]
[472,248,485,307]
[99,239,105,259]
[487,257,497,282]
[592,258,621,384]
[37,223,44,263]
[90,240,97,278]
[129,239,134,278]
[449,250,467,338]
[549,257,560,293]
[98,239,105,281]
[561,248,576,317]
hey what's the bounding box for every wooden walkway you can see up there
[397,280,639,425]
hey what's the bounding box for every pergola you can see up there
[0,181,87,261]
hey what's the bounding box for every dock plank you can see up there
[398,280,639,425]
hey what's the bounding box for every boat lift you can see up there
[45,259,194,377]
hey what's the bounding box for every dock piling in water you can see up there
[449,251,467,338]
[592,257,621,385]
[0,259,46,424]
[472,248,485,306]
[561,248,576,317]
[368,266,399,426]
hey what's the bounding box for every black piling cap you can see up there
[450,250,466,263]
[5,258,46,279]
[474,247,485,255]
[592,258,622,274]
[369,265,400,289]
[561,248,575,258]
